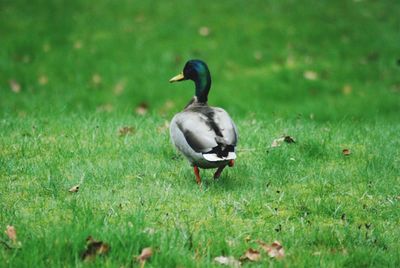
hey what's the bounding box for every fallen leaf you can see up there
[283,136,295,143]
[92,74,102,85]
[43,43,51,52]
[286,56,295,68]
[244,235,251,242]
[226,238,235,247]
[159,100,175,115]
[22,55,31,63]
[113,79,127,95]
[174,55,182,64]
[118,126,135,136]
[271,138,282,148]
[163,100,175,110]
[5,226,17,243]
[137,247,152,262]
[330,247,348,255]
[81,236,110,262]
[342,84,352,95]
[271,135,296,148]
[342,148,351,156]
[157,121,170,133]
[96,104,113,113]
[214,256,241,267]
[257,240,285,259]
[74,40,83,50]
[38,75,48,85]
[135,13,146,23]
[253,51,263,61]
[303,70,318,80]
[9,80,21,93]
[198,26,210,36]
[69,184,80,193]
[18,111,27,118]
[143,227,155,235]
[240,248,261,262]
[135,102,149,115]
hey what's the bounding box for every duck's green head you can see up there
[170,59,211,103]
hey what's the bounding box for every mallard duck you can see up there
[169,60,238,185]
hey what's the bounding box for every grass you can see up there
[1,0,400,267]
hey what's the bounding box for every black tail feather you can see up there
[205,144,235,158]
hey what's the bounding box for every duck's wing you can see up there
[172,106,237,161]
[211,107,238,146]
[173,110,218,153]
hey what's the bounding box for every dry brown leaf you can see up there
[342,84,352,95]
[137,247,152,262]
[113,79,127,95]
[174,55,183,64]
[257,240,285,259]
[198,26,210,36]
[92,73,102,85]
[240,248,261,262]
[38,75,48,85]
[81,236,110,262]
[43,43,51,52]
[9,80,21,93]
[253,51,263,61]
[69,184,80,193]
[74,40,83,50]
[135,13,146,23]
[271,135,296,148]
[143,227,155,235]
[5,225,17,243]
[96,104,113,113]
[214,256,241,267]
[342,148,351,156]
[118,126,135,137]
[157,121,170,133]
[159,100,175,115]
[303,70,318,80]
[135,102,149,115]
[244,235,251,242]
[271,138,284,148]
[283,136,295,143]
[286,56,295,68]
[163,100,175,110]
[22,55,31,63]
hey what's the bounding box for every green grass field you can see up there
[1,0,400,267]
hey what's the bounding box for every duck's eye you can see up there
[184,67,194,78]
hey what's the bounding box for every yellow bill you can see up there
[169,72,185,83]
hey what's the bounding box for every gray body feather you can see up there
[170,97,238,169]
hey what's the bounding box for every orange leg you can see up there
[213,165,226,179]
[228,160,235,167]
[193,166,201,185]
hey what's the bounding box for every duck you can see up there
[169,59,238,185]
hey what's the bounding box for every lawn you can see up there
[1,0,400,267]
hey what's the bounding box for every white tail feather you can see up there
[203,152,236,162]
